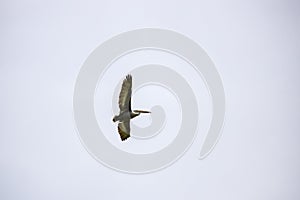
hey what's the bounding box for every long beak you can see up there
[133,110,151,113]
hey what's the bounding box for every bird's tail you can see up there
[112,116,118,122]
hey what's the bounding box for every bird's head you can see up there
[131,110,150,119]
[133,110,151,114]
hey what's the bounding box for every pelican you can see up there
[112,74,151,141]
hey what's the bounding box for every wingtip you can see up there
[126,74,132,78]
[121,135,130,141]
[118,126,130,141]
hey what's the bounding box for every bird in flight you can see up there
[112,74,151,141]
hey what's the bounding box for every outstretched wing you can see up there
[118,121,130,141]
[118,74,132,112]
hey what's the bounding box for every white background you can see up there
[1,0,300,199]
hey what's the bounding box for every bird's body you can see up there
[113,111,138,123]
[112,74,150,141]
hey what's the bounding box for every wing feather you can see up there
[118,121,130,141]
[118,75,132,112]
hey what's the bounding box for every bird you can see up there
[112,74,151,141]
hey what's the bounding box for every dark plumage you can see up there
[112,74,151,141]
